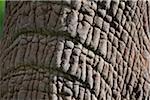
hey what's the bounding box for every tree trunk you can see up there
[0,0,150,100]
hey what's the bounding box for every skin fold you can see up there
[0,0,150,100]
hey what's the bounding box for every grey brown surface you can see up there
[0,0,150,100]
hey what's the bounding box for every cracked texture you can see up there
[0,0,150,100]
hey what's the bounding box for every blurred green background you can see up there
[0,0,5,38]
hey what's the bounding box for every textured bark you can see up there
[0,0,150,100]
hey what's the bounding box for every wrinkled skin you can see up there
[0,0,150,100]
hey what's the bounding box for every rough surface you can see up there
[0,0,150,100]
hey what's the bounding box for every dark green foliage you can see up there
[0,0,5,38]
